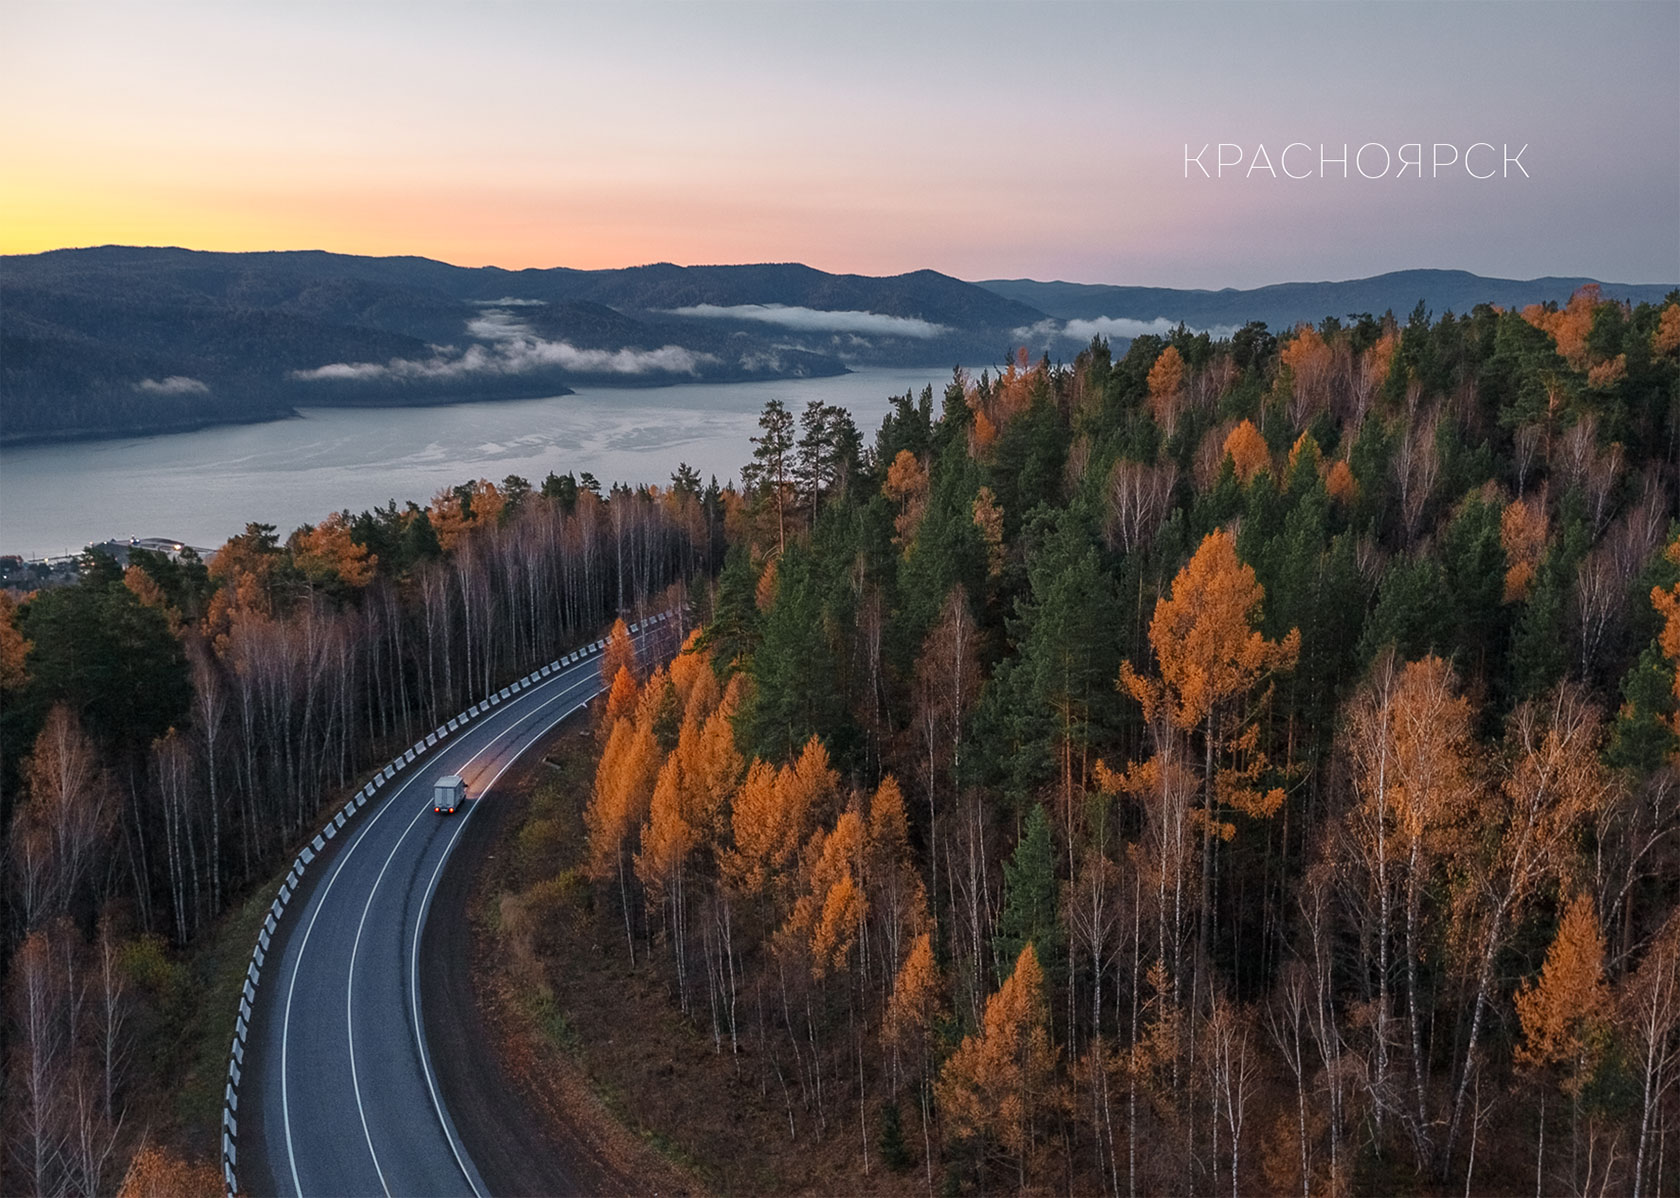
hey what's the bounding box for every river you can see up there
[0,367,964,558]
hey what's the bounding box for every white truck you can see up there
[433,774,467,814]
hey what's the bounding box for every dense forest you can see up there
[0,471,712,1194]
[3,284,1679,1196]
[565,287,1680,1196]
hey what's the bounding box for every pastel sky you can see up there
[2,1,1676,288]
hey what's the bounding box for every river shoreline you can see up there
[0,366,962,558]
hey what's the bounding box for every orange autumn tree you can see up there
[1516,892,1614,1193]
[1501,492,1550,602]
[604,665,640,725]
[784,806,868,976]
[600,617,637,686]
[886,931,944,1083]
[937,942,1058,1181]
[1342,651,1476,1164]
[886,929,946,1185]
[1326,458,1358,506]
[637,744,701,1008]
[725,735,839,901]
[865,775,927,975]
[1516,892,1611,1092]
[0,591,30,688]
[1113,529,1298,964]
[293,510,377,588]
[1279,324,1333,426]
[116,1145,222,1198]
[1653,536,1680,748]
[1222,419,1272,483]
[1147,344,1186,436]
[1522,285,1601,371]
[428,478,506,552]
[1654,301,1680,356]
[204,522,283,633]
[883,449,930,548]
[586,713,662,959]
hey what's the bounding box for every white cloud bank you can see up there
[293,310,715,383]
[1014,316,1242,345]
[665,303,948,340]
[135,375,210,395]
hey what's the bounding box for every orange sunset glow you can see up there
[5,2,1674,285]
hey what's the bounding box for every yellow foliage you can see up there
[883,450,930,546]
[1655,302,1680,356]
[0,591,30,688]
[605,665,640,725]
[1222,419,1271,483]
[936,943,1058,1159]
[636,752,696,903]
[427,478,505,551]
[1516,892,1610,1093]
[585,717,660,881]
[868,774,910,858]
[1586,353,1627,390]
[601,617,638,686]
[727,736,839,896]
[690,704,744,843]
[755,557,779,611]
[1501,495,1549,603]
[1521,285,1601,371]
[668,628,706,699]
[632,665,670,731]
[884,930,944,1052]
[1326,459,1358,506]
[1130,529,1300,732]
[1286,430,1321,477]
[1654,537,1680,743]
[295,511,377,587]
[117,1145,222,1198]
[1146,345,1185,432]
[1363,328,1399,390]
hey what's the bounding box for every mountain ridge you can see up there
[977,268,1676,332]
[4,248,1673,444]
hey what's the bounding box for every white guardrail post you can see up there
[219,610,676,1197]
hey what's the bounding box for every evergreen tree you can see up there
[992,804,1064,982]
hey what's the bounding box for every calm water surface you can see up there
[0,367,961,557]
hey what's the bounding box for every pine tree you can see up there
[993,804,1063,983]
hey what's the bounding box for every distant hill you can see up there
[978,269,1677,335]
[3,249,1673,444]
[1,248,1037,443]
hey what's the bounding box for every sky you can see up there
[2,1,1676,288]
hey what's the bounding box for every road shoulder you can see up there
[419,721,700,1196]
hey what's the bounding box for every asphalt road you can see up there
[241,616,676,1197]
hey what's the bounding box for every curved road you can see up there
[239,616,677,1197]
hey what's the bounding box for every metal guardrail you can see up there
[221,613,672,1197]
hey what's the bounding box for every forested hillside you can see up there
[1,247,1037,442]
[0,472,716,1192]
[564,287,1680,1195]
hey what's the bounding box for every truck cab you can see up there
[433,774,467,814]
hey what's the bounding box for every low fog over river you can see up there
[0,367,964,558]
